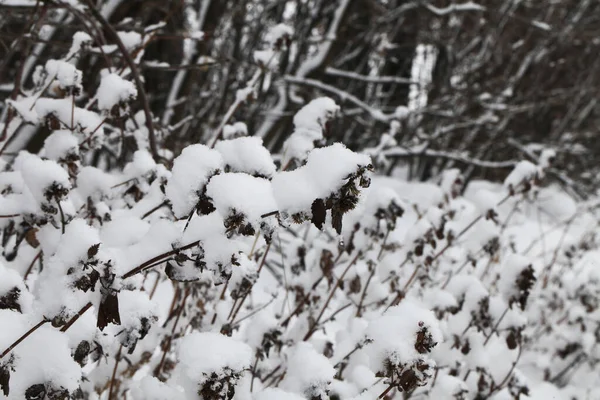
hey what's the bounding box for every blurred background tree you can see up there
[1,0,598,198]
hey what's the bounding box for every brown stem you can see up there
[229,243,272,323]
[23,251,42,281]
[304,251,361,341]
[378,383,394,399]
[142,201,169,219]
[108,345,123,400]
[0,318,49,359]
[356,265,376,317]
[60,302,93,332]
[122,240,200,279]
[56,198,66,234]
[250,355,259,392]
[484,306,509,345]
[154,287,190,377]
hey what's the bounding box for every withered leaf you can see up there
[74,341,90,367]
[25,384,46,400]
[0,364,9,396]
[332,209,343,235]
[97,292,121,331]
[197,194,216,215]
[0,287,21,313]
[506,330,518,350]
[311,198,326,230]
[165,262,200,282]
[25,228,40,248]
[87,243,100,259]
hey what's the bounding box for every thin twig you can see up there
[304,251,361,341]
[108,345,123,400]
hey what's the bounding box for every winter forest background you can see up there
[1,0,599,399]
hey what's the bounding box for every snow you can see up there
[174,332,252,397]
[282,97,340,164]
[0,263,33,313]
[207,173,276,225]
[96,73,137,111]
[0,317,81,399]
[123,150,157,178]
[165,144,224,218]
[117,31,142,50]
[131,376,185,400]
[100,216,149,247]
[281,342,335,397]
[215,136,276,178]
[222,121,248,139]
[365,299,442,372]
[76,166,117,198]
[264,23,293,46]
[44,59,82,91]
[254,49,277,69]
[272,143,371,214]
[43,130,79,161]
[254,388,304,400]
[34,218,101,317]
[66,31,93,60]
[15,152,71,206]
[504,160,539,189]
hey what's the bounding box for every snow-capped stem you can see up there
[325,67,417,85]
[304,251,361,341]
[122,240,201,279]
[82,0,159,160]
[383,147,518,169]
[284,75,395,122]
[0,318,49,360]
[60,302,93,332]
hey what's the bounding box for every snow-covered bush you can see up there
[0,7,599,400]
